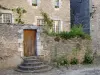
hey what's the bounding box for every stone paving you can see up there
[1,65,100,75]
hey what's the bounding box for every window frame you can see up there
[55,0,60,8]
[32,0,38,6]
[0,13,12,23]
[37,19,44,26]
[53,20,61,33]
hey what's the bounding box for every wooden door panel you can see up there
[24,30,36,56]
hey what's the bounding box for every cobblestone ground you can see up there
[0,55,100,75]
[1,64,100,75]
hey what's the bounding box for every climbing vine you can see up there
[41,11,53,33]
[0,5,27,24]
[12,7,27,24]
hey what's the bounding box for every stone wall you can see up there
[0,24,92,69]
[0,0,70,32]
[0,24,19,58]
[0,24,22,69]
[0,24,42,69]
[90,0,100,55]
[40,33,92,63]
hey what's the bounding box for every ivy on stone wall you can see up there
[12,7,27,24]
[41,11,53,34]
[0,5,27,24]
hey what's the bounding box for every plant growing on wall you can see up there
[83,47,94,64]
[41,11,53,33]
[47,25,91,40]
[70,48,79,65]
[53,55,69,67]
[12,7,27,24]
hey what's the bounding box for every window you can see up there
[55,0,60,8]
[37,19,44,26]
[0,13,12,23]
[32,0,37,6]
[53,20,61,33]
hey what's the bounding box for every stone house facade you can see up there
[0,0,70,32]
[0,0,70,68]
[0,0,98,69]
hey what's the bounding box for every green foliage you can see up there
[57,32,69,39]
[32,4,37,6]
[47,25,91,40]
[84,34,91,40]
[54,36,60,42]
[72,48,79,56]
[0,5,27,24]
[83,53,93,64]
[41,11,53,33]
[55,6,59,8]
[54,56,69,67]
[70,57,79,65]
[70,48,79,65]
[46,31,58,36]
[12,7,27,24]
[83,48,94,64]
[69,25,84,38]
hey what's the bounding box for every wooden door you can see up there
[24,29,36,57]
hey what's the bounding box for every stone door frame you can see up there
[18,25,41,57]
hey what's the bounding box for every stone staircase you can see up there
[16,56,52,73]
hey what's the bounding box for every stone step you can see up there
[21,62,44,66]
[16,66,52,73]
[16,56,52,73]
[23,56,40,59]
[24,58,40,61]
[24,59,41,63]
[18,64,48,70]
